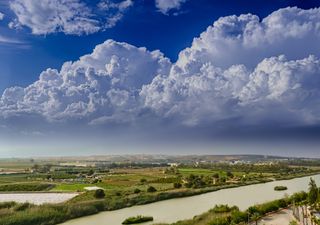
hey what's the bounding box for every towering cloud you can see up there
[0,40,171,124]
[1,7,320,136]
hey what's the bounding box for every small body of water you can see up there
[61,175,320,225]
[0,193,78,205]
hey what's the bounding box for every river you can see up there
[61,174,320,225]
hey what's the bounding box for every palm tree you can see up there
[308,178,318,205]
[251,213,260,225]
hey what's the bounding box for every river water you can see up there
[61,174,320,225]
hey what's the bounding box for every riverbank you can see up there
[154,193,306,225]
[59,174,320,225]
[1,173,319,225]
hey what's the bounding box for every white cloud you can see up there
[98,0,133,28]
[142,55,320,127]
[155,0,187,15]
[0,40,171,123]
[176,7,320,70]
[0,12,4,20]
[1,7,320,134]
[0,35,26,45]
[141,7,320,127]
[9,0,132,35]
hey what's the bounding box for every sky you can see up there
[1,0,320,157]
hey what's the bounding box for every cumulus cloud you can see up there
[176,7,320,70]
[141,7,320,127]
[155,0,188,15]
[9,0,132,35]
[1,7,320,136]
[0,12,4,20]
[142,55,320,127]
[0,40,171,124]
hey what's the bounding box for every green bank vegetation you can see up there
[122,215,154,224]
[155,191,308,225]
[274,185,288,191]
[0,183,55,192]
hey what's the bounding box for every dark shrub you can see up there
[94,189,105,199]
[147,186,157,193]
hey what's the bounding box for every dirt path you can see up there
[255,209,297,225]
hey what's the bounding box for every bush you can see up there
[14,203,32,211]
[173,183,182,188]
[122,215,153,224]
[134,188,141,194]
[93,189,105,199]
[140,178,147,183]
[147,186,157,193]
[274,186,288,191]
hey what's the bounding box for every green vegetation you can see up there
[0,157,320,225]
[274,185,288,191]
[122,215,154,224]
[0,183,54,192]
[308,178,318,204]
[93,189,105,199]
[147,186,157,193]
[156,191,308,225]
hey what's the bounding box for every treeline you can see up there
[180,163,313,174]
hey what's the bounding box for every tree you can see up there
[173,183,182,188]
[147,186,157,193]
[140,178,147,183]
[308,178,318,205]
[251,213,260,225]
[87,169,94,176]
[94,189,105,199]
[226,171,234,178]
[212,173,220,179]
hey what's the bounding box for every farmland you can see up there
[0,155,320,225]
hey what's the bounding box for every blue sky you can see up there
[1,0,320,157]
[1,0,319,92]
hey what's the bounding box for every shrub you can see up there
[134,188,141,194]
[173,183,182,188]
[93,189,105,199]
[274,186,288,191]
[122,215,153,224]
[147,186,157,193]
[14,203,32,211]
[140,178,147,183]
